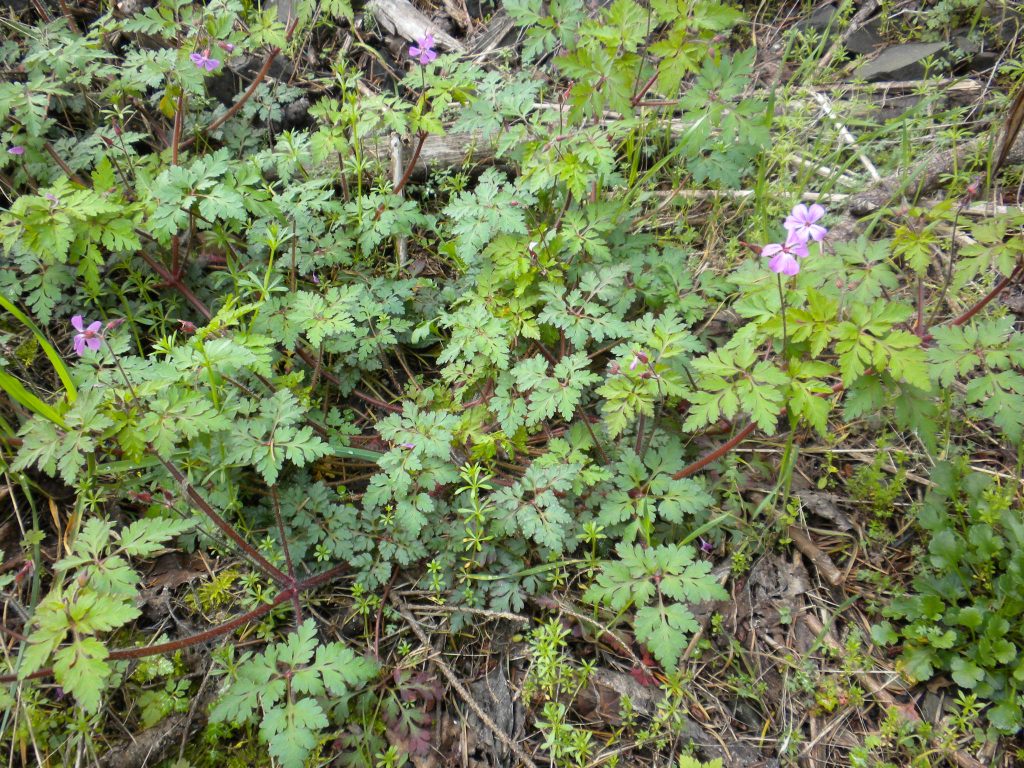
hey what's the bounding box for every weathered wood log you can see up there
[847,127,1024,215]
[351,129,499,176]
[349,116,707,177]
[338,77,988,182]
[367,0,466,54]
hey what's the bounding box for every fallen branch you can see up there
[367,0,465,54]
[847,127,1024,215]
[787,525,843,586]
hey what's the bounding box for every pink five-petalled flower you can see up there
[762,233,809,276]
[190,48,221,72]
[8,146,25,156]
[409,35,437,65]
[71,315,103,356]
[783,203,827,243]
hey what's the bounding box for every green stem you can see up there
[777,272,789,358]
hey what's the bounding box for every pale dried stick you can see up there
[391,595,538,768]
[788,525,844,586]
[787,154,861,188]
[655,189,849,205]
[811,91,882,181]
[390,133,408,268]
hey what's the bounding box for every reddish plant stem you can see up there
[137,250,212,318]
[672,421,757,480]
[293,346,403,413]
[171,93,184,165]
[926,202,967,329]
[1,563,349,685]
[55,0,80,33]
[578,409,609,464]
[948,261,1023,328]
[351,387,403,413]
[272,490,302,625]
[672,260,1024,480]
[460,379,494,410]
[533,341,559,367]
[42,142,88,187]
[634,413,646,456]
[630,71,659,108]
[634,99,679,108]
[0,623,27,643]
[170,235,181,280]
[108,350,287,586]
[915,275,924,336]
[159,458,289,585]
[112,591,285,660]
[28,0,51,22]
[392,131,427,197]
[179,19,298,151]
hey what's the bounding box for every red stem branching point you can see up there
[392,131,427,198]
[630,72,660,108]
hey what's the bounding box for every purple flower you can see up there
[218,41,235,53]
[71,315,103,356]
[762,233,809,276]
[699,537,713,553]
[409,35,437,65]
[7,146,25,156]
[400,442,415,449]
[783,203,827,243]
[190,49,220,72]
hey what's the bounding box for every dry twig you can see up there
[390,595,539,768]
